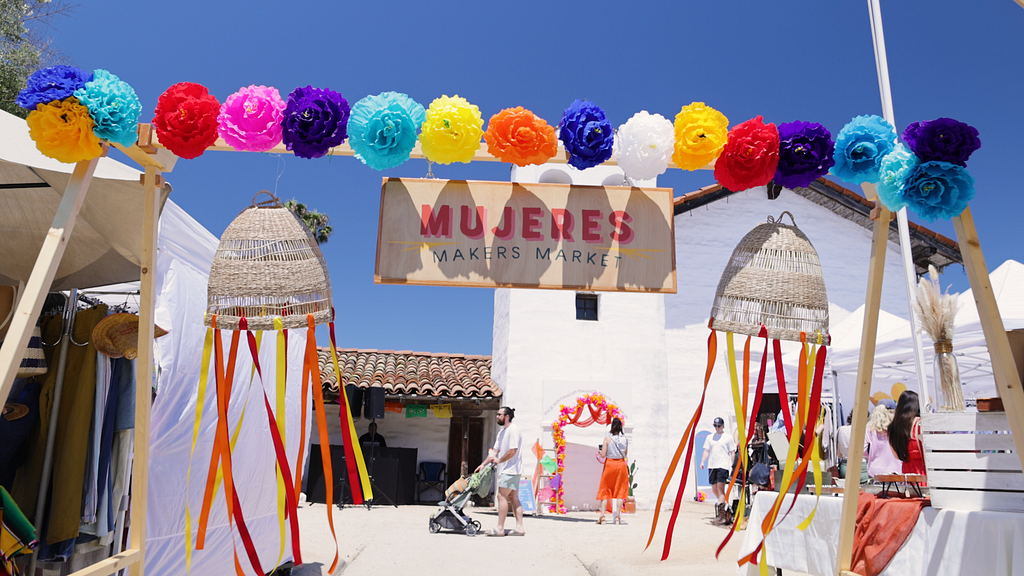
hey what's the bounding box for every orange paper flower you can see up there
[484,107,557,166]
[26,97,103,164]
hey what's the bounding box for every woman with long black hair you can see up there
[595,417,629,525]
[888,390,927,479]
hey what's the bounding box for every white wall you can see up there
[497,163,668,511]
[494,165,922,509]
[315,403,451,467]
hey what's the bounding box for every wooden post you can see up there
[0,158,98,404]
[835,190,890,575]
[953,207,1024,472]
[128,166,160,576]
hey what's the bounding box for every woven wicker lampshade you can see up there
[709,212,830,344]
[205,191,333,331]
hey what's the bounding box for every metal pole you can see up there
[28,289,78,575]
[866,0,932,410]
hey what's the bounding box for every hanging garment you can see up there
[11,305,107,544]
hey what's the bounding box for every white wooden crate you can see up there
[921,411,1024,512]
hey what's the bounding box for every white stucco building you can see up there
[492,163,960,510]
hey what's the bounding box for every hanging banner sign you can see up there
[375,178,677,293]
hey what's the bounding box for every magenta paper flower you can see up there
[218,85,286,152]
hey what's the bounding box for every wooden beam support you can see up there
[953,206,1024,472]
[149,132,713,171]
[0,158,98,406]
[68,549,140,576]
[128,166,160,576]
[835,198,891,575]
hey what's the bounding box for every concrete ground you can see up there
[290,499,814,576]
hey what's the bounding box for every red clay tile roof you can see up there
[317,348,499,399]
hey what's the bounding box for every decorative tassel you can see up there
[647,322,717,560]
[329,316,373,501]
[306,314,341,574]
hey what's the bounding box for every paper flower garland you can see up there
[16,65,92,111]
[831,115,897,184]
[672,102,729,171]
[151,82,221,160]
[282,86,350,160]
[875,143,918,212]
[483,107,557,167]
[773,121,835,189]
[898,161,975,222]
[714,116,780,192]
[558,99,614,170]
[901,118,981,167]
[347,91,425,170]
[72,69,142,147]
[614,111,674,181]
[25,98,103,163]
[218,85,286,152]
[418,95,483,165]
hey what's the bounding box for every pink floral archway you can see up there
[548,392,623,513]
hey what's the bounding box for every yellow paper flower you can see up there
[419,95,484,164]
[26,97,103,164]
[672,102,729,171]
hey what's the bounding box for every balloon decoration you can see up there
[548,392,623,514]
[648,212,831,567]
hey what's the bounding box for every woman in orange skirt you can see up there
[596,417,628,524]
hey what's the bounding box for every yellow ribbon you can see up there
[329,336,373,499]
[273,319,288,566]
[184,325,214,573]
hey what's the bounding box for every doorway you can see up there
[448,417,484,480]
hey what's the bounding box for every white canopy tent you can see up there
[0,110,309,575]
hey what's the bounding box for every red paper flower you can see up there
[714,115,780,192]
[152,82,221,159]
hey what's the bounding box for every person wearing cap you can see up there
[701,417,736,525]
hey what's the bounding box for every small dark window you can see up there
[576,293,598,321]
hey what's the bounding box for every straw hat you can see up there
[92,313,168,359]
[205,191,333,331]
[709,212,830,344]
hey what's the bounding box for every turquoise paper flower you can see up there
[901,161,975,222]
[73,69,142,147]
[347,92,425,170]
[876,143,918,212]
[831,115,896,185]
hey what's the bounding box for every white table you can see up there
[737,490,1024,575]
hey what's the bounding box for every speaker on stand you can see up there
[362,387,395,508]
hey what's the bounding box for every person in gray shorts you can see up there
[477,406,524,536]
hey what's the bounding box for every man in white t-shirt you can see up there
[477,406,524,536]
[700,416,737,524]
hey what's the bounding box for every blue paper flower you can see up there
[558,99,614,170]
[73,69,142,147]
[831,115,897,185]
[16,65,92,110]
[876,143,919,212]
[347,92,425,170]
[282,86,350,159]
[900,161,974,221]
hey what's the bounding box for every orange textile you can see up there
[851,492,929,576]
[595,458,629,500]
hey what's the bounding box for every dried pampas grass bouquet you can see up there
[914,265,964,411]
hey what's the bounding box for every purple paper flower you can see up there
[773,121,836,189]
[558,99,614,170]
[901,118,980,167]
[901,161,975,221]
[16,65,92,110]
[282,86,350,159]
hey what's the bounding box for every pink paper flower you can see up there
[218,85,286,152]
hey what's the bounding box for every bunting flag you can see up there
[430,404,453,418]
[406,405,428,418]
[384,401,404,413]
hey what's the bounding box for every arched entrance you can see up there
[548,392,623,513]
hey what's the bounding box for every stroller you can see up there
[428,463,495,536]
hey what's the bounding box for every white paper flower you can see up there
[614,111,675,181]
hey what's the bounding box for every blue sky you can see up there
[40,1,1024,355]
